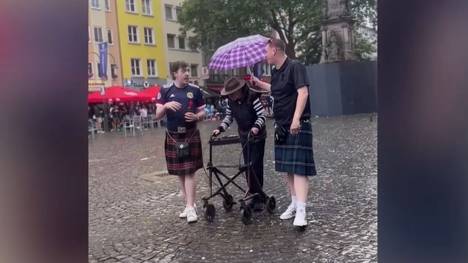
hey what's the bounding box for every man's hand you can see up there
[212,129,221,137]
[290,119,301,135]
[184,112,199,122]
[164,101,182,112]
[250,127,259,135]
[248,75,260,87]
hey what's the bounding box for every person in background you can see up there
[140,105,148,128]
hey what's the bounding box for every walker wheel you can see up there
[266,196,276,214]
[205,204,215,222]
[222,194,234,212]
[241,206,253,225]
[295,225,307,232]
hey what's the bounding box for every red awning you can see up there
[87,86,145,104]
[139,86,160,102]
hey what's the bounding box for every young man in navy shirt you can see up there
[155,61,205,223]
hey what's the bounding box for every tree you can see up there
[178,0,376,64]
[350,0,378,60]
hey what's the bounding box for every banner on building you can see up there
[98,42,108,78]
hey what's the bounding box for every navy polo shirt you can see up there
[156,83,205,132]
[270,58,311,127]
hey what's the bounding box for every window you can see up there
[128,26,138,43]
[144,27,154,44]
[88,27,91,42]
[88,63,93,78]
[188,37,197,51]
[178,36,185,49]
[125,0,136,12]
[94,27,103,42]
[131,58,141,76]
[91,0,100,9]
[104,0,110,11]
[147,59,157,76]
[190,64,198,77]
[167,34,175,48]
[111,64,118,79]
[107,29,113,44]
[175,7,182,20]
[165,5,173,20]
[142,0,152,15]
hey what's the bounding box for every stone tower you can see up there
[320,0,357,63]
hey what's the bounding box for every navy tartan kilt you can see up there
[274,121,317,176]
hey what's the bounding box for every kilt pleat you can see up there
[274,122,317,176]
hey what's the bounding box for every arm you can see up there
[250,76,271,92]
[290,62,310,134]
[195,105,206,121]
[155,103,166,120]
[293,87,308,123]
[290,87,308,134]
[252,98,266,130]
[218,103,233,132]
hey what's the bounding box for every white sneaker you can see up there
[179,204,196,218]
[293,207,307,226]
[280,203,296,220]
[179,207,189,218]
[186,207,198,223]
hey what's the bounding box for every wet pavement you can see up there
[89,114,377,263]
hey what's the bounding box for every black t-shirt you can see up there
[156,83,205,131]
[270,58,311,126]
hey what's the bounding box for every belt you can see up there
[167,126,197,134]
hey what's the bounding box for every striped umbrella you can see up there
[208,34,269,71]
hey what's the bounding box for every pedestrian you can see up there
[212,77,267,211]
[155,61,205,223]
[140,105,148,128]
[248,38,317,227]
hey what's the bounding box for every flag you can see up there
[98,42,108,78]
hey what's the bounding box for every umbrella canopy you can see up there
[208,34,269,71]
[87,86,143,104]
[139,86,160,102]
[104,86,142,102]
[88,91,104,104]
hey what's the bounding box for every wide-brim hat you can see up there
[221,77,246,96]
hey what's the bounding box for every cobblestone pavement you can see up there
[89,114,377,263]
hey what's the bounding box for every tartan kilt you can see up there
[164,128,203,176]
[274,121,317,176]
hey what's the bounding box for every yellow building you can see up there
[115,0,168,88]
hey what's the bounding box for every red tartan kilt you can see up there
[164,129,203,176]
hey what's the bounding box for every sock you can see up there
[291,196,297,207]
[296,201,306,212]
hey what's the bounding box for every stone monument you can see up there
[320,0,357,63]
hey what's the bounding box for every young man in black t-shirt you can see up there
[249,38,317,227]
